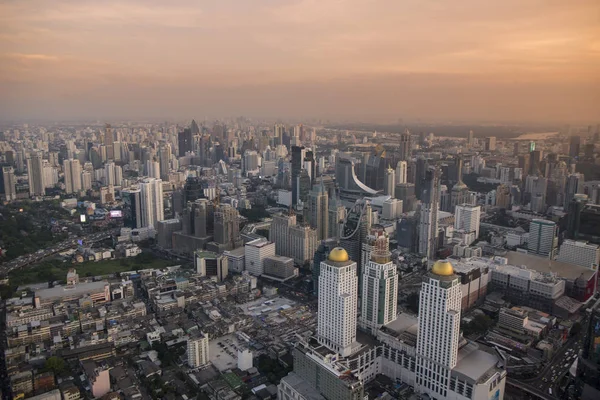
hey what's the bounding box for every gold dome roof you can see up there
[329,247,349,262]
[431,260,454,276]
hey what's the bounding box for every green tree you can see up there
[44,356,66,375]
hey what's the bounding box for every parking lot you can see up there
[209,334,246,372]
[237,296,296,317]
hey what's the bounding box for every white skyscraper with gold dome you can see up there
[317,247,360,357]
[416,260,463,397]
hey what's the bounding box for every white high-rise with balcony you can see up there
[528,219,558,258]
[317,247,359,357]
[359,251,398,333]
[454,204,481,245]
[187,333,209,368]
[557,240,600,269]
[416,260,462,398]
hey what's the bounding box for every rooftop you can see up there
[280,372,325,400]
[505,251,596,282]
[453,342,501,383]
[35,281,108,301]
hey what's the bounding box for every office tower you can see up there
[418,167,441,259]
[485,136,496,151]
[317,247,359,357]
[190,119,200,135]
[312,238,338,295]
[113,141,123,162]
[360,225,389,272]
[557,240,600,269]
[384,166,395,197]
[467,130,474,148]
[140,178,164,228]
[528,150,543,175]
[157,219,181,249]
[395,161,407,184]
[27,151,45,196]
[398,130,411,161]
[454,204,481,245]
[307,181,329,241]
[567,194,588,239]
[328,196,346,239]
[197,133,212,167]
[415,260,462,398]
[214,204,242,250]
[104,161,116,186]
[528,219,558,258]
[270,212,297,256]
[565,173,584,205]
[63,159,82,194]
[244,238,276,276]
[359,248,398,334]
[158,144,171,180]
[575,297,600,400]
[524,174,547,209]
[2,167,16,201]
[291,146,305,205]
[395,182,417,212]
[496,184,511,209]
[584,143,595,161]
[178,128,193,157]
[363,147,386,191]
[81,171,92,191]
[145,159,160,179]
[414,156,428,200]
[513,142,520,156]
[195,251,228,281]
[187,333,209,368]
[122,188,142,228]
[289,224,318,266]
[182,199,214,238]
[298,169,312,204]
[42,160,58,188]
[103,124,114,160]
[243,150,259,174]
[569,135,581,159]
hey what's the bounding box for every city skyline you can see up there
[1,0,599,122]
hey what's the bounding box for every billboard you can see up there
[110,210,123,218]
[80,214,86,223]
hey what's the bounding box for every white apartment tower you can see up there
[396,161,407,185]
[270,213,297,257]
[2,167,16,201]
[416,260,462,398]
[27,151,45,196]
[140,178,164,228]
[557,240,600,269]
[454,204,481,245]
[359,250,398,333]
[528,219,558,258]
[187,333,210,368]
[63,159,82,194]
[384,166,395,197]
[317,247,359,357]
[146,160,160,179]
[244,238,276,276]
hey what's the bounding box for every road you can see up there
[511,334,583,398]
[0,228,119,275]
[506,380,554,400]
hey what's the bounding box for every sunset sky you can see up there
[1,0,598,122]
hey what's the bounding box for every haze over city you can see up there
[1,0,599,122]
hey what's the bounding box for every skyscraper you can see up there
[140,178,164,228]
[418,167,441,259]
[307,181,329,241]
[415,260,462,398]
[158,144,171,180]
[395,160,407,185]
[178,128,193,157]
[359,246,397,334]
[270,212,297,256]
[291,146,305,205]
[454,204,481,245]
[187,333,210,368]
[328,195,346,239]
[122,188,142,228]
[528,219,558,258]
[398,130,411,161]
[213,204,242,250]
[2,166,16,201]
[317,247,359,357]
[485,136,496,151]
[63,159,82,194]
[575,297,600,400]
[244,238,276,276]
[103,124,114,160]
[384,166,395,197]
[146,159,160,179]
[27,151,45,196]
[565,173,584,205]
[467,130,474,148]
[569,135,581,159]
[288,224,318,266]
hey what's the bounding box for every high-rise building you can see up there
[187,333,210,368]
[140,178,164,228]
[157,219,181,249]
[27,151,45,196]
[195,251,229,281]
[485,136,496,151]
[178,128,193,157]
[270,212,297,256]
[359,248,397,334]
[145,159,160,179]
[243,150,260,175]
[528,150,543,175]
[158,144,171,180]
[557,240,600,269]
[565,173,584,205]
[575,297,600,399]
[454,204,481,245]
[244,238,276,276]
[63,159,82,194]
[307,181,329,241]
[415,260,462,398]
[103,124,114,160]
[213,204,242,250]
[291,146,306,205]
[496,184,511,209]
[398,130,411,161]
[418,167,441,259]
[395,161,407,185]
[569,135,581,159]
[2,166,16,201]
[122,188,142,228]
[81,171,92,191]
[360,225,389,273]
[328,196,346,239]
[467,130,474,148]
[312,238,338,295]
[528,219,558,258]
[104,161,116,186]
[289,224,318,266]
[317,247,359,357]
[567,194,588,240]
[384,166,395,197]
